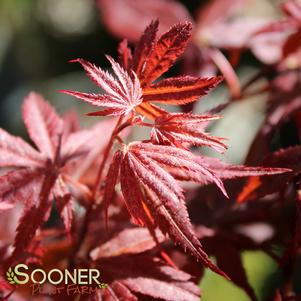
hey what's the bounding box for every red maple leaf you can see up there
[103,142,288,277]
[60,56,143,117]
[90,227,200,301]
[0,92,110,261]
[149,112,227,152]
[102,142,227,277]
[61,21,222,120]
[99,255,201,301]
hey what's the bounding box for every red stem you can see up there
[92,116,124,197]
[73,116,124,260]
[210,48,241,99]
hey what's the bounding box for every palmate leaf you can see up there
[64,21,223,121]
[60,57,143,117]
[91,226,200,301]
[151,112,227,152]
[0,92,118,263]
[99,255,201,301]
[104,142,290,278]
[89,220,200,301]
[104,142,229,277]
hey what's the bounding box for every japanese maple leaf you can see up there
[61,21,222,120]
[149,112,227,152]
[99,256,200,301]
[0,92,109,261]
[103,142,289,277]
[90,227,200,301]
[103,142,229,277]
[105,0,239,99]
[61,55,143,117]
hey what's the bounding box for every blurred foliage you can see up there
[0,0,117,131]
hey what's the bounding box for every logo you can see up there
[5,264,107,296]
[6,267,20,285]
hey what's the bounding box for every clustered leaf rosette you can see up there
[60,20,289,277]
